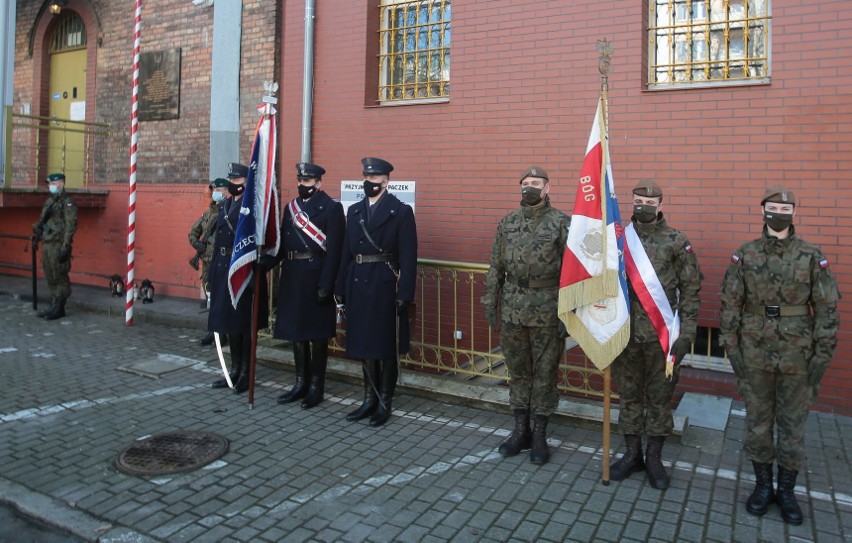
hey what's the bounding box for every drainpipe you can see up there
[0,1,15,188]
[300,0,316,163]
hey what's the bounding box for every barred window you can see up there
[378,0,451,103]
[648,0,770,87]
[50,12,87,53]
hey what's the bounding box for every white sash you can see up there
[623,223,681,377]
[289,199,327,251]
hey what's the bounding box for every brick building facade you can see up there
[2,0,850,413]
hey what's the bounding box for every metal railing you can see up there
[322,258,618,399]
[3,111,110,189]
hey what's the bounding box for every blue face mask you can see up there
[48,185,60,194]
[212,191,225,203]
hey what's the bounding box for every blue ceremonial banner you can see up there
[228,105,279,308]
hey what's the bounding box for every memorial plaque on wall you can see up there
[139,49,181,121]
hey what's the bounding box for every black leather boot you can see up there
[346,360,379,421]
[530,415,550,465]
[777,465,803,525]
[610,434,645,481]
[302,341,328,409]
[746,461,775,516]
[37,298,56,318]
[278,341,310,404]
[212,335,242,388]
[233,335,252,394]
[645,436,670,490]
[370,359,398,426]
[200,332,214,346]
[43,297,66,320]
[497,409,532,457]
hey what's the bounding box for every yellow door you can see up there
[48,48,86,188]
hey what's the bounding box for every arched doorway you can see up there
[47,11,87,188]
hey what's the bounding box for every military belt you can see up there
[745,304,810,317]
[354,253,397,264]
[287,250,322,261]
[218,247,232,256]
[506,274,560,289]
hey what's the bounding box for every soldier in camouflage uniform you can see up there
[189,178,226,345]
[33,173,78,321]
[609,180,702,490]
[720,187,839,525]
[482,167,570,465]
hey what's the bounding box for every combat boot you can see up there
[37,298,56,318]
[43,298,66,321]
[530,415,550,465]
[346,360,379,421]
[746,461,774,516]
[498,409,532,457]
[777,465,803,525]
[645,436,670,490]
[609,435,645,481]
[370,359,398,426]
[278,341,310,404]
[302,341,328,409]
[212,334,242,388]
[200,332,214,346]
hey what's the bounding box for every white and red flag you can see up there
[557,97,630,370]
[227,103,280,308]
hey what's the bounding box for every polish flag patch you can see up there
[820,258,829,269]
[731,254,741,264]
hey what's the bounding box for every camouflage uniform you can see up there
[613,215,702,437]
[188,200,219,287]
[482,195,570,416]
[33,189,77,303]
[720,226,839,471]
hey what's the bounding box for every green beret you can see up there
[209,178,230,189]
[46,173,65,183]
[761,186,796,206]
[519,166,549,184]
[632,180,663,198]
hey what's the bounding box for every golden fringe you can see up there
[665,359,674,379]
[560,311,630,371]
[558,268,620,313]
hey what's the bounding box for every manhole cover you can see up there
[116,431,229,476]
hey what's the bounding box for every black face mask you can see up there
[228,182,245,196]
[764,210,793,233]
[298,184,317,199]
[634,204,658,224]
[521,187,543,206]
[364,180,384,198]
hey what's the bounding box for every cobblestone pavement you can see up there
[0,293,850,542]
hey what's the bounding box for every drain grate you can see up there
[116,431,229,476]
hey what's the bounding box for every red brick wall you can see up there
[277,0,852,413]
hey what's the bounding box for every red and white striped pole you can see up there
[126,0,142,326]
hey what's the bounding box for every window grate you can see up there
[378,0,451,102]
[648,0,770,87]
[50,12,87,53]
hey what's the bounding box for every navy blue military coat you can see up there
[335,192,417,359]
[207,196,269,334]
[272,191,345,341]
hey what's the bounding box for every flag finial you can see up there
[597,38,613,79]
[262,81,279,105]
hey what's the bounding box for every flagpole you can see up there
[597,37,614,486]
[126,0,142,327]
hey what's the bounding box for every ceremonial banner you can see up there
[228,105,280,307]
[557,98,630,370]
